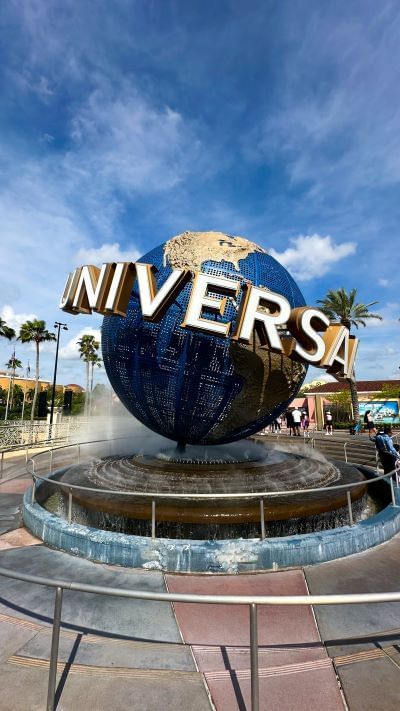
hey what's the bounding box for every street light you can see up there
[49,322,68,434]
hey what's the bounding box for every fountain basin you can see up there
[22,470,400,573]
[39,447,367,538]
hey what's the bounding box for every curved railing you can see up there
[1,564,400,711]
[0,438,70,478]
[26,437,400,539]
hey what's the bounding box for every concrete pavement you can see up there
[0,448,400,709]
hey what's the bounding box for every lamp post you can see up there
[49,322,68,437]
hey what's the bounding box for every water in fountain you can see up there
[42,437,372,540]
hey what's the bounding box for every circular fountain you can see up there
[23,231,400,572]
[43,440,367,539]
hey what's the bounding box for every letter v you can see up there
[136,263,190,320]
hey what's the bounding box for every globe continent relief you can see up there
[101,231,307,444]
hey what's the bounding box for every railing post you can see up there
[390,477,397,507]
[31,477,36,504]
[77,444,80,465]
[260,498,265,540]
[46,586,63,711]
[249,603,259,711]
[0,451,4,479]
[347,490,354,525]
[344,443,348,463]
[49,449,53,474]
[68,489,73,524]
[151,499,156,539]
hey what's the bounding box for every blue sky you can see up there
[0,0,399,388]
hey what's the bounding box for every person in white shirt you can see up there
[301,411,310,437]
[325,411,333,435]
[292,407,301,436]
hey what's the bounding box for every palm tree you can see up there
[0,318,15,341]
[4,354,22,418]
[88,353,102,415]
[5,355,22,373]
[77,334,100,416]
[89,353,102,391]
[18,320,56,421]
[5,355,22,410]
[317,288,382,420]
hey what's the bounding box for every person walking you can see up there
[301,411,310,437]
[325,411,333,435]
[292,407,301,436]
[363,410,376,438]
[371,425,400,475]
[285,409,294,436]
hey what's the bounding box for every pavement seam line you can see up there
[7,655,202,681]
[303,566,349,711]
[164,574,215,710]
[205,658,333,681]
[0,612,187,650]
[335,649,386,666]
[12,629,44,660]
[192,644,324,653]
[378,644,400,671]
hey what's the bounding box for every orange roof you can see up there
[306,379,400,395]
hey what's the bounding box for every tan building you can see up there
[0,373,83,398]
[0,371,50,395]
[295,379,400,429]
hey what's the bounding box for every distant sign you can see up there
[359,400,400,424]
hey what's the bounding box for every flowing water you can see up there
[41,439,381,540]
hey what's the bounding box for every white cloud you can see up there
[76,242,141,266]
[360,301,399,330]
[0,305,37,331]
[270,234,356,281]
[247,8,400,216]
[67,85,201,199]
[0,75,202,381]
[59,327,102,361]
[13,70,55,102]
[379,278,389,287]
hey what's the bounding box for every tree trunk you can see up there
[10,369,15,409]
[84,360,90,417]
[347,375,359,422]
[31,342,40,422]
[89,361,95,417]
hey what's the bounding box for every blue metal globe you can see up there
[102,232,307,444]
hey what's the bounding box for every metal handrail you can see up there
[343,439,377,463]
[28,438,394,501]
[30,466,394,499]
[257,428,318,448]
[0,564,400,711]
[0,436,74,479]
[26,436,400,538]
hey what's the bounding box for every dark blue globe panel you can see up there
[102,235,307,445]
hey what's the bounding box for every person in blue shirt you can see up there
[371,425,400,475]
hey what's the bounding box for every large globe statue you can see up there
[102,231,307,445]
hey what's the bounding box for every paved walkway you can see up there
[0,453,400,709]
